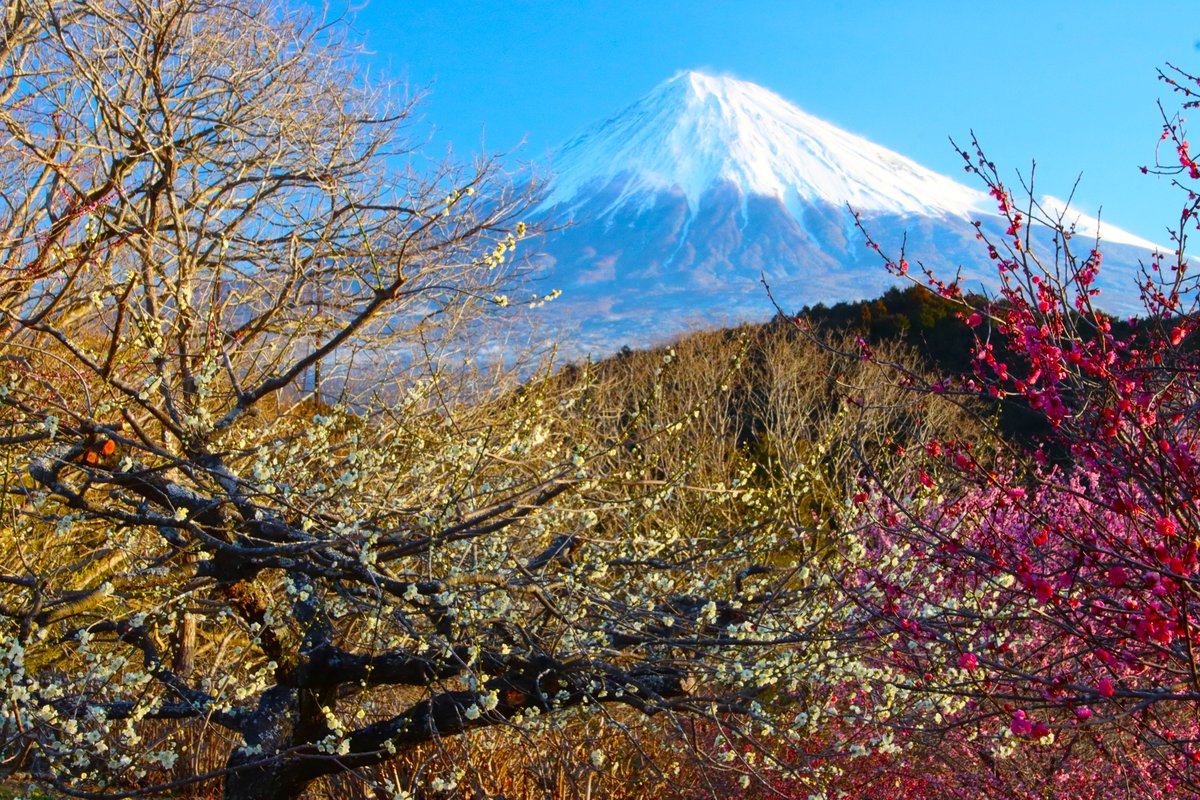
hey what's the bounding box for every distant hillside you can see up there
[541,296,984,534]
[562,284,1193,466]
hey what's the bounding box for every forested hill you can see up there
[796,285,978,374]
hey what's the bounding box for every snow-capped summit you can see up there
[544,70,986,219]
[528,71,1158,355]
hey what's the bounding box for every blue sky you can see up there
[324,1,1197,246]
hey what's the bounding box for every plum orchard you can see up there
[0,2,936,798]
[9,2,1191,798]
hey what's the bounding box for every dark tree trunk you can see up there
[222,687,320,800]
[222,761,311,800]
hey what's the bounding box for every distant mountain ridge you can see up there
[526,71,1159,354]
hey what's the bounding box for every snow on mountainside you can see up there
[543,71,987,221]
[527,71,1161,355]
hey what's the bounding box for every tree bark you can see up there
[221,687,316,800]
[172,554,197,677]
[222,762,311,800]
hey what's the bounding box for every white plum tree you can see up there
[0,3,898,799]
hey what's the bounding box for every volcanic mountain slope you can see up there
[526,71,1159,353]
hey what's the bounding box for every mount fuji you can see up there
[526,71,1160,353]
